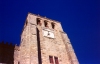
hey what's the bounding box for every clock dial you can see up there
[48,31,54,38]
[43,30,48,36]
[42,28,54,38]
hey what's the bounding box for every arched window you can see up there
[54,57,59,64]
[49,56,54,64]
[51,22,55,29]
[37,18,41,26]
[44,21,48,27]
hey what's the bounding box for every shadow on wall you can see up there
[0,41,15,64]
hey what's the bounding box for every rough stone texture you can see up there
[14,13,79,64]
[14,45,20,64]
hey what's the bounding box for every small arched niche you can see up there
[51,22,55,29]
[36,18,41,26]
[44,20,48,27]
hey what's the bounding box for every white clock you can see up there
[42,28,54,38]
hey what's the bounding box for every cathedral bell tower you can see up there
[14,13,79,64]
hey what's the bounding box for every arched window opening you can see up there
[54,57,59,64]
[49,56,54,64]
[37,18,41,26]
[51,22,55,29]
[44,21,48,27]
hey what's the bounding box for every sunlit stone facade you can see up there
[14,13,79,64]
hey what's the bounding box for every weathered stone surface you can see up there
[14,13,79,64]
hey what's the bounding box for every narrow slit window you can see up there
[37,18,41,25]
[44,21,48,27]
[54,57,59,64]
[51,22,55,29]
[49,56,54,64]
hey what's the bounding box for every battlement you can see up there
[0,41,15,49]
[0,41,15,64]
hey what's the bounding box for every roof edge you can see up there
[28,12,61,23]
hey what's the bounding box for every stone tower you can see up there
[14,13,79,64]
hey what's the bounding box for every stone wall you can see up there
[15,13,79,64]
[14,45,20,64]
[61,32,79,64]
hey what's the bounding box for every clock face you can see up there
[42,28,54,38]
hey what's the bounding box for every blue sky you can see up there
[0,0,100,64]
